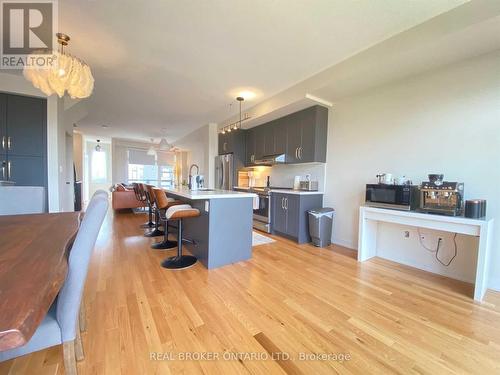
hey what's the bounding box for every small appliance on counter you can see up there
[365,184,420,210]
[418,174,464,216]
[299,180,319,191]
[465,199,487,219]
[189,174,205,190]
[299,174,319,191]
[376,173,393,185]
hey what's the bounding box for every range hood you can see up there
[254,154,286,166]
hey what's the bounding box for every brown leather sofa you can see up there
[112,184,145,210]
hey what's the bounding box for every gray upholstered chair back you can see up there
[92,189,109,198]
[56,193,108,342]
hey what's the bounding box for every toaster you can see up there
[299,180,319,191]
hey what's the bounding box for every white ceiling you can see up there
[60,0,467,142]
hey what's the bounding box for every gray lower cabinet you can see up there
[7,155,46,187]
[272,192,323,244]
[0,95,6,153]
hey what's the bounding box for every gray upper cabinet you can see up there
[300,106,328,163]
[0,92,47,188]
[6,94,47,157]
[218,132,229,154]
[285,113,301,163]
[287,105,328,164]
[244,105,328,166]
[245,128,256,164]
[273,118,287,155]
[218,130,245,156]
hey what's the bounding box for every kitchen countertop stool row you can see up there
[133,183,200,270]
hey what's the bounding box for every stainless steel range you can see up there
[235,186,272,233]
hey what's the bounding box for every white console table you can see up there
[358,206,494,301]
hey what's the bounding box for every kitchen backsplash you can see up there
[238,163,326,191]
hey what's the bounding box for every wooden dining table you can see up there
[0,212,82,352]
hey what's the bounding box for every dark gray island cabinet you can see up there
[162,188,256,269]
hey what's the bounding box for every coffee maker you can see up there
[418,174,464,216]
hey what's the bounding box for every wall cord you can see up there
[417,228,458,267]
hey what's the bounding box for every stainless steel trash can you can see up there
[308,208,335,247]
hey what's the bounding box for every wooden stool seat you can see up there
[165,205,200,220]
[160,204,200,270]
[150,190,186,250]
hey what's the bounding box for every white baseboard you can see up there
[330,237,500,293]
[332,237,356,250]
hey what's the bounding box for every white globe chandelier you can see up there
[23,33,94,99]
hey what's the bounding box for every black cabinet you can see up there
[272,192,323,244]
[243,105,328,166]
[0,93,47,188]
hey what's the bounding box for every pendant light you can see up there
[95,139,102,152]
[147,138,156,156]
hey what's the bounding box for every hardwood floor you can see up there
[2,208,500,374]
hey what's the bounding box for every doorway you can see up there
[83,137,112,204]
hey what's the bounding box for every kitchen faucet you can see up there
[188,164,199,189]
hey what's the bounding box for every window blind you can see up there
[128,149,155,165]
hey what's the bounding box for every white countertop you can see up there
[163,187,257,200]
[361,205,493,226]
[234,186,324,195]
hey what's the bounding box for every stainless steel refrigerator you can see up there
[215,154,234,190]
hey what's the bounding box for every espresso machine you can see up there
[418,174,464,216]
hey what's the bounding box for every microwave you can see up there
[365,184,420,211]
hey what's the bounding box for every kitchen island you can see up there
[162,187,256,269]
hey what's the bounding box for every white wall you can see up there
[323,51,500,288]
[174,123,218,188]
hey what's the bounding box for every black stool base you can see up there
[161,255,197,269]
[151,240,178,250]
[144,229,164,237]
[140,222,155,228]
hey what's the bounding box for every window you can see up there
[127,149,175,187]
[91,150,107,183]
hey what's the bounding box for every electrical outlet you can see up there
[404,231,410,238]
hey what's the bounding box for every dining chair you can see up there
[0,193,109,375]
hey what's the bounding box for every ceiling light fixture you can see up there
[219,96,248,134]
[147,138,156,156]
[23,33,94,98]
[159,138,171,151]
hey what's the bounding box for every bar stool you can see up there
[161,204,200,269]
[134,183,154,228]
[137,183,155,228]
[151,188,183,249]
[144,185,164,237]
